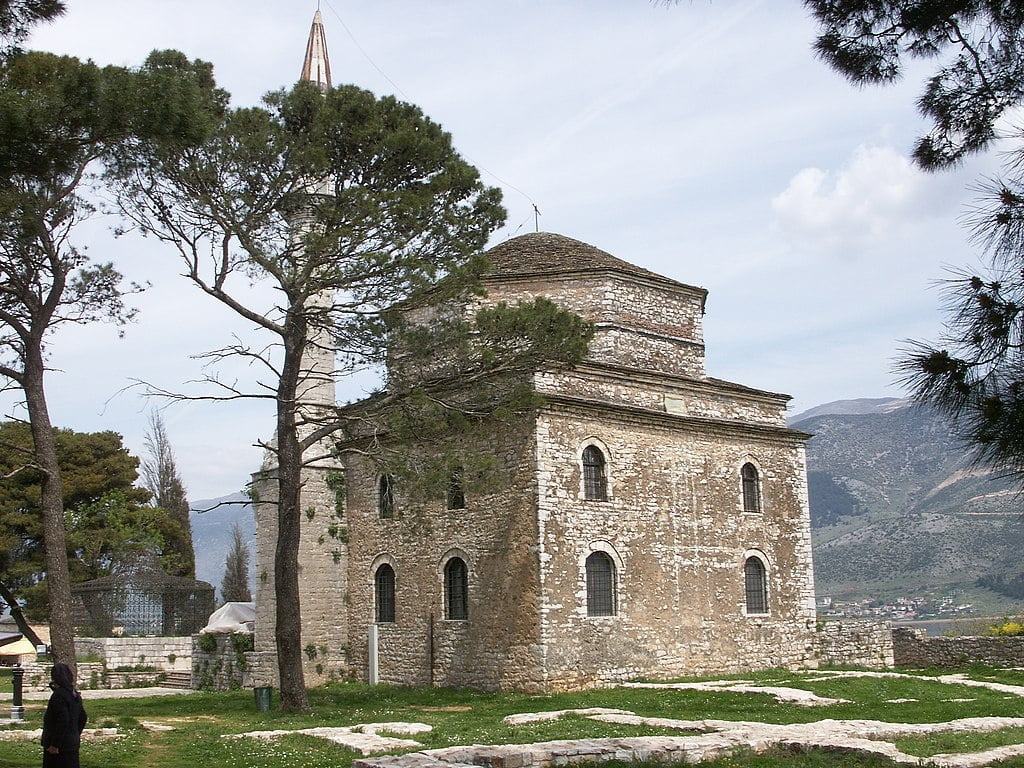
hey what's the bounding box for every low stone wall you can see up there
[893,627,1024,668]
[75,636,192,672]
[19,662,107,691]
[192,634,257,690]
[812,620,894,669]
[16,637,193,691]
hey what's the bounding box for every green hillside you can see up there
[794,401,1024,615]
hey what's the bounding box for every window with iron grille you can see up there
[447,466,465,510]
[585,551,616,616]
[744,556,768,614]
[582,446,608,501]
[444,557,468,620]
[741,462,761,514]
[379,474,396,519]
[375,564,395,623]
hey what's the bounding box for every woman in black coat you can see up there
[41,663,87,768]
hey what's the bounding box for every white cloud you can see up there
[771,145,930,253]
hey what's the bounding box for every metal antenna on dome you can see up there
[533,204,541,233]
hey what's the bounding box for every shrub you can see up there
[987,620,1024,637]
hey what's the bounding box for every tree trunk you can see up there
[274,335,309,712]
[0,580,43,647]
[22,345,76,670]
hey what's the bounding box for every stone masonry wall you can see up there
[74,636,192,672]
[191,634,258,690]
[813,620,894,668]
[20,662,105,692]
[344,423,545,691]
[534,402,816,689]
[480,272,707,378]
[893,627,1024,667]
[252,452,349,688]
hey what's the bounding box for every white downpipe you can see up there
[368,623,379,685]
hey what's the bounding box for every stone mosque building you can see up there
[251,13,817,692]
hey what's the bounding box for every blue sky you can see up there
[4,0,997,499]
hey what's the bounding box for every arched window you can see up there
[444,557,468,620]
[582,445,608,501]
[744,556,768,614]
[447,466,465,510]
[585,551,616,616]
[378,474,395,519]
[375,564,395,623]
[741,462,761,514]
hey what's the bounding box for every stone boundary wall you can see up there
[18,662,107,692]
[893,627,1024,668]
[191,634,257,690]
[812,620,894,669]
[75,636,192,672]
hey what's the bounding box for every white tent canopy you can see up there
[199,602,255,635]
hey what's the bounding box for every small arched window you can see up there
[582,446,608,501]
[375,564,395,623]
[444,557,468,620]
[447,466,465,510]
[585,551,616,616]
[741,462,761,514]
[378,474,396,519]
[744,556,768,614]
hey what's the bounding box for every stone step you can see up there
[160,671,193,689]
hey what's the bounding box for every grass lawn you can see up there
[0,668,1023,768]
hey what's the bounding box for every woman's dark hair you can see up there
[50,662,75,690]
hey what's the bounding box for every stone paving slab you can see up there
[622,681,848,706]
[227,721,433,755]
[502,708,633,726]
[353,701,1024,768]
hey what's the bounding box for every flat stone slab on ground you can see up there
[229,721,432,755]
[622,681,848,706]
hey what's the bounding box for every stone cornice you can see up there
[589,322,706,351]
[552,361,792,405]
[540,393,811,444]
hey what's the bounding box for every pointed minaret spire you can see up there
[301,9,332,90]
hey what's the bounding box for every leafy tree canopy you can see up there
[0,421,182,619]
[807,0,1024,169]
[0,0,64,61]
[0,48,222,662]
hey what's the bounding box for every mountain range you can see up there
[792,398,1024,612]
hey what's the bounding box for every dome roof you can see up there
[483,232,684,288]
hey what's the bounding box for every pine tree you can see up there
[109,79,588,711]
[220,523,251,604]
[141,411,195,578]
[0,49,218,666]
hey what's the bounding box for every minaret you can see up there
[295,7,336,415]
[252,9,348,690]
[301,10,332,90]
